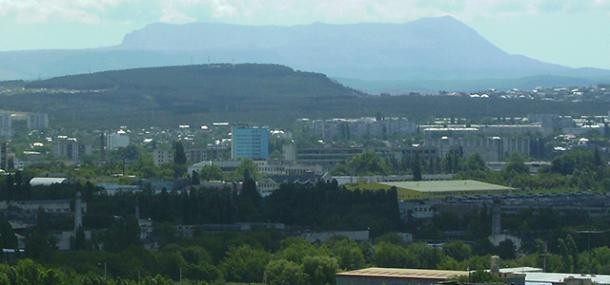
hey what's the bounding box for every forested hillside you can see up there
[2,64,610,128]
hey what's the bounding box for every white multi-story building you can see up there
[0,142,4,170]
[106,130,130,150]
[27,113,49,130]
[53,136,80,162]
[0,112,12,138]
[310,117,416,140]
[153,149,174,166]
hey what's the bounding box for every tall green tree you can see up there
[220,245,270,283]
[0,217,17,249]
[264,259,307,285]
[200,165,224,181]
[302,255,338,285]
[412,154,422,181]
[173,141,187,178]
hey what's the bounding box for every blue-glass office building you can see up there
[231,126,269,160]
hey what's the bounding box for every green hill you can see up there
[3,63,610,129]
[27,63,359,98]
[0,64,362,127]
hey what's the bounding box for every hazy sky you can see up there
[1,0,610,69]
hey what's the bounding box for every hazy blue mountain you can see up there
[118,17,571,80]
[1,16,609,91]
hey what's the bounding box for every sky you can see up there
[1,0,610,69]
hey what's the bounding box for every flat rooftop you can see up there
[380,180,514,193]
[525,272,610,285]
[336,267,468,280]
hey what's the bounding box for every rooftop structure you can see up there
[499,267,610,285]
[380,180,514,196]
[524,272,610,285]
[29,177,68,186]
[336,267,468,285]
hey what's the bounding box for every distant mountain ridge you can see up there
[118,17,568,80]
[1,16,609,91]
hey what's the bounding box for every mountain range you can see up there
[1,16,609,92]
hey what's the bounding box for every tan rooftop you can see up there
[337,267,469,280]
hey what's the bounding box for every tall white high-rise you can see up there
[27,113,49,130]
[0,112,12,138]
[106,130,130,150]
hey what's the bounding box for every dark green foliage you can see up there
[504,155,528,175]
[412,154,423,181]
[173,141,187,178]
[238,177,263,222]
[455,270,505,283]
[191,170,200,185]
[5,64,610,129]
[265,181,401,234]
[103,216,140,252]
[465,154,486,172]
[199,165,223,181]
[72,226,88,250]
[302,255,338,285]
[220,245,270,283]
[323,237,366,270]
[443,241,473,261]
[496,239,516,260]
[276,238,325,263]
[264,259,307,285]
[25,209,56,260]
[173,142,186,165]
[0,217,17,250]
[333,151,389,176]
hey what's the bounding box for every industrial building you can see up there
[336,268,468,285]
[381,180,515,196]
[336,267,610,285]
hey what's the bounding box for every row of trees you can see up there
[9,231,610,284]
[83,179,401,236]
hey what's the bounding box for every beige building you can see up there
[336,268,468,285]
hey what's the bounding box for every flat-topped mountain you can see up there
[119,16,568,80]
[1,16,609,91]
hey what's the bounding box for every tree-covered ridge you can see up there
[25,63,361,98]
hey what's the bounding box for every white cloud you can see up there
[0,0,124,23]
[160,2,197,24]
[0,0,609,25]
